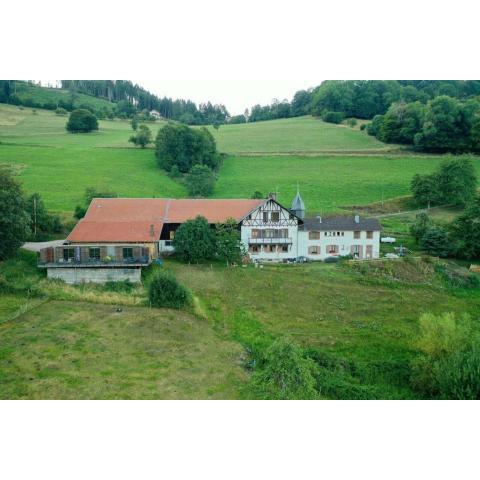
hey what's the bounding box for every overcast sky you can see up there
[133,80,318,116]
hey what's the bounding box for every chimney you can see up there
[268,192,277,201]
[150,224,155,237]
[354,215,360,224]
[316,215,322,224]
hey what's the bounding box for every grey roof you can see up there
[291,191,305,211]
[301,215,381,231]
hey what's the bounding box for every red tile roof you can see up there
[67,198,264,243]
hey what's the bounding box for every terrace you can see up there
[38,244,152,268]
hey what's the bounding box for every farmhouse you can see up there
[38,192,380,283]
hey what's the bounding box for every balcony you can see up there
[249,237,292,244]
[38,256,151,268]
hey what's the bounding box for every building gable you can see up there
[241,198,299,227]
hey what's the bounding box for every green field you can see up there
[2,103,476,215]
[207,116,391,154]
[1,251,479,399]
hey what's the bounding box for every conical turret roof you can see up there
[291,190,305,212]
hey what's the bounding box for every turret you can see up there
[291,187,305,219]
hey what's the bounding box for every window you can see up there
[289,213,294,220]
[327,245,339,254]
[263,212,268,222]
[169,230,175,240]
[354,231,361,239]
[309,231,320,240]
[123,247,134,259]
[271,211,280,222]
[266,245,276,253]
[251,229,261,239]
[249,245,259,253]
[308,246,319,255]
[63,248,74,261]
[89,247,100,260]
[366,231,373,239]
[366,245,373,258]
[281,245,288,252]
[341,232,344,236]
[324,232,328,236]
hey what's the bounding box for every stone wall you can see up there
[47,267,142,284]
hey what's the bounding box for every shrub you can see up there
[66,109,99,133]
[434,348,480,399]
[360,123,366,131]
[434,263,480,289]
[55,107,68,115]
[251,337,319,399]
[321,110,345,124]
[185,164,215,197]
[148,270,190,309]
[346,118,357,127]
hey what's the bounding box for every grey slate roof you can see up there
[301,215,381,231]
[291,191,305,212]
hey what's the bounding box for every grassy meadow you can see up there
[1,251,479,399]
[3,103,477,215]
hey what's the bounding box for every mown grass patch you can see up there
[0,300,246,399]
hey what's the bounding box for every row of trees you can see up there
[410,194,480,260]
[0,169,64,260]
[243,80,480,126]
[367,96,480,153]
[155,123,221,196]
[60,80,230,125]
[411,157,477,208]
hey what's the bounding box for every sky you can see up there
[132,80,319,116]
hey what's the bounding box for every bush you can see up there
[360,123,366,131]
[55,107,68,115]
[434,348,480,399]
[148,270,190,309]
[321,111,345,124]
[66,109,99,133]
[185,164,215,197]
[346,118,357,127]
[251,337,319,399]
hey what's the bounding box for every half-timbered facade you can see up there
[37,193,381,283]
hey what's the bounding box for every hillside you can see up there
[6,81,115,112]
[2,103,479,215]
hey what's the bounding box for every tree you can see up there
[115,100,136,118]
[130,116,138,131]
[450,194,480,259]
[66,109,99,133]
[215,218,243,263]
[251,190,264,199]
[213,121,221,131]
[172,215,216,262]
[25,193,63,241]
[436,157,477,207]
[0,169,30,260]
[411,173,440,208]
[410,213,433,243]
[155,123,221,173]
[420,227,451,257]
[129,124,152,148]
[252,337,318,400]
[74,187,118,219]
[414,96,471,152]
[148,270,190,309]
[185,164,216,197]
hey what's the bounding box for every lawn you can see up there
[0,300,246,399]
[214,155,480,213]
[207,116,391,154]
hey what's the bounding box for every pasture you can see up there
[1,251,479,399]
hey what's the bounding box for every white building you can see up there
[39,193,381,282]
[240,192,381,262]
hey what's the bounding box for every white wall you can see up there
[299,229,380,261]
[47,267,142,284]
